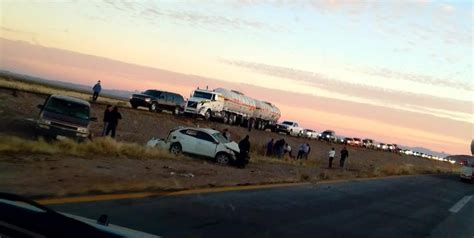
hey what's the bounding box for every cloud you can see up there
[220,59,473,123]
[0,27,41,46]
[439,3,455,14]
[102,1,282,32]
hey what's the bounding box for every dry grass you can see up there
[0,77,127,107]
[0,136,186,160]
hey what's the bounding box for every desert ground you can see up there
[0,77,458,198]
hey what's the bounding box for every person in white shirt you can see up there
[328,148,336,168]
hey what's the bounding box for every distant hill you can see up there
[398,145,451,158]
[0,70,138,99]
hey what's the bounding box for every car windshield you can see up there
[144,90,161,97]
[212,132,229,143]
[44,98,89,120]
[193,91,213,100]
[282,121,293,125]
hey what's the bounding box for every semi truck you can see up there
[184,87,281,129]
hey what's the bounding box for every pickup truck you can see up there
[275,121,304,136]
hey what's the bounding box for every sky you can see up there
[0,0,472,154]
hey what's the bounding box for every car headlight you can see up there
[145,98,151,102]
[77,127,89,133]
[39,118,51,125]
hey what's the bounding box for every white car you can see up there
[460,159,473,182]
[148,127,240,165]
[302,129,318,139]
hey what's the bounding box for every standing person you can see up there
[248,117,255,132]
[106,106,122,138]
[266,138,274,157]
[340,147,349,169]
[92,80,102,102]
[237,135,251,168]
[328,148,336,168]
[297,143,306,159]
[304,143,311,160]
[223,129,231,141]
[102,105,112,136]
[284,143,293,159]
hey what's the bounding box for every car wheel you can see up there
[215,152,230,165]
[204,110,211,120]
[173,106,180,115]
[149,102,158,112]
[131,104,138,109]
[170,143,182,155]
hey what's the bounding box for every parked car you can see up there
[275,121,304,136]
[377,143,388,150]
[35,95,97,141]
[335,136,345,144]
[362,139,374,148]
[302,129,318,139]
[344,137,354,145]
[353,138,362,146]
[129,89,185,114]
[460,159,473,182]
[320,130,336,142]
[148,127,240,165]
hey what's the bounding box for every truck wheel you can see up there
[170,143,182,155]
[215,152,230,165]
[149,102,158,112]
[222,113,229,124]
[173,106,180,115]
[204,110,211,120]
[228,114,236,125]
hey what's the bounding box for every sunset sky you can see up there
[1,0,472,154]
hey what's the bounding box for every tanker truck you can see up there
[184,87,281,129]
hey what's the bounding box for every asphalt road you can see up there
[51,175,474,238]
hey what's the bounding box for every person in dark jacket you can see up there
[102,105,112,136]
[237,135,251,168]
[105,106,122,138]
[340,147,349,168]
[92,80,102,102]
[266,138,274,157]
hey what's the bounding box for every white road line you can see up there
[449,195,473,213]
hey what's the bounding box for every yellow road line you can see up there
[163,182,310,196]
[37,192,156,205]
[36,182,309,205]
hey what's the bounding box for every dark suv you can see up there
[129,89,185,114]
[36,95,97,141]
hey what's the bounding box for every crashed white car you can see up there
[147,127,240,165]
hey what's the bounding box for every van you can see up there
[36,95,97,141]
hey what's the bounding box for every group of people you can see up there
[102,105,122,138]
[265,139,311,160]
[92,81,123,138]
[328,147,349,169]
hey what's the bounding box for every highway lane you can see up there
[51,175,474,238]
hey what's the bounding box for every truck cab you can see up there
[184,89,224,120]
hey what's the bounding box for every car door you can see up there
[179,129,199,153]
[194,131,218,158]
